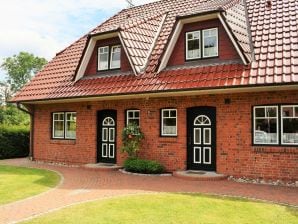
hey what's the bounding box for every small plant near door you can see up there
[121,123,165,174]
[121,122,144,158]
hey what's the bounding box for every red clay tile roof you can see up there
[11,0,298,103]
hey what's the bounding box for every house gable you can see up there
[167,19,240,67]
[84,37,133,76]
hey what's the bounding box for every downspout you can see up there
[16,103,34,160]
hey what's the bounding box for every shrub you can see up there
[121,123,144,158]
[0,125,30,159]
[124,158,165,174]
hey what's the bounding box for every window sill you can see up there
[50,139,76,145]
[253,147,298,154]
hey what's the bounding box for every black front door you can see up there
[187,107,216,171]
[97,110,117,163]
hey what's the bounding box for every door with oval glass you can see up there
[187,107,216,171]
[97,110,117,163]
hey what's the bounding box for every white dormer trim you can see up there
[157,12,248,73]
[74,32,119,82]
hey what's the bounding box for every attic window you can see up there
[186,28,218,61]
[98,45,121,71]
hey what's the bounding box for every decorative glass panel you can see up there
[203,28,218,57]
[109,144,114,158]
[98,46,109,70]
[102,128,108,141]
[102,144,108,157]
[203,147,211,164]
[194,115,211,126]
[194,128,201,144]
[193,147,201,164]
[204,128,211,145]
[103,117,115,126]
[110,46,121,69]
[282,105,298,145]
[109,128,115,142]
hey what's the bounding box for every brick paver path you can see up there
[0,158,297,224]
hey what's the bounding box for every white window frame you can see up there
[52,112,65,139]
[98,46,109,71]
[110,45,121,69]
[65,112,77,140]
[281,105,298,145]
[186,31,201,60]
[202,28,219,58]
[126,110,140,126]
[161,109,177,136]
[52,112,77,140]
[253,106,279,145]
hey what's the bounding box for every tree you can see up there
[1,52,47,93]
[0,81,12,105]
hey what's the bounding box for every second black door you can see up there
[97,110,117,163]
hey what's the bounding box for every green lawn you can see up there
[23,193,298,224]
[0,165,60,205]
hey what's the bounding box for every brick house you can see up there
[11,0,297,180]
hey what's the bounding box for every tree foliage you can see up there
[121,123,144,158]
[0,105,30,126]
[1,52,47,93]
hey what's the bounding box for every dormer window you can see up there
[98,45,121,71]
[186,28,218,61]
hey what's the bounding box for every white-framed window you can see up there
[53,112,65,139]
[281,105,298,145]
[203,28,218,58]
[98,45,121,71]
[161,109,177,136]
[110,45,121,69]
[186,31,201,60]
[52,112,77,139]
[126,110,140,126]
[253,106,278,145]
[98,46,109,70]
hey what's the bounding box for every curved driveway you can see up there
[0,158,297,224]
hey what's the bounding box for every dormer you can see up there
[84,36,132,77]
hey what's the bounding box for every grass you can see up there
[0,165,60,205]
[23,193,298,224]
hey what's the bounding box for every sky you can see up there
[0,0,156,81]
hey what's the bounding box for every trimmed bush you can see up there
[124,158,165,174]
[0,125,30,159]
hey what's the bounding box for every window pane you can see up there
[255,118,278,144]
[110,46,121,69]
[255,108,265,117]
[163,118,176,135]
[170,110,176,117]
[295,107,298,117]
[282,118,298,144]
[54,121,64,138]
[203,29,218,57]
[163,110,169,117]
[282,107,294,117]
[266,107,277,117]
[128,118,139,126]
[66,113,76,139]
[98,47,109,70]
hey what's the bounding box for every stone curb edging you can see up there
[119,169,172,176]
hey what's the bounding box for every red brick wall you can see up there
[84,37,132,76]
[32,90,298,180]
[168,19,240,66]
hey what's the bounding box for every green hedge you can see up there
[124,158,165,174]
[0,125,30,159]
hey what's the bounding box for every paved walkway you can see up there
[0,158,297,224]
